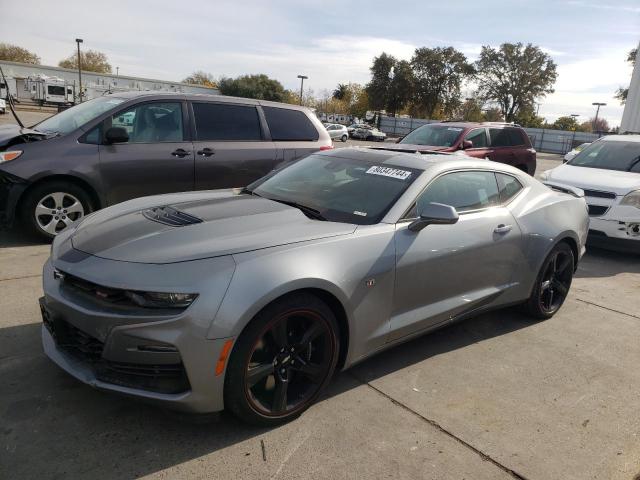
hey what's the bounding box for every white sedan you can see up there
[324,123,349,142]
[540,135,640,253]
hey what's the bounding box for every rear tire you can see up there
[341,134,347,142]
[224,292,339,426]
[21,181,94,240]
[523,242,574,319]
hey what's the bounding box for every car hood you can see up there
[70,190,357,264]
[544,164,640,195]
[0,124,47,148]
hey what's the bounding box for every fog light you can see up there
[125,291,198,309]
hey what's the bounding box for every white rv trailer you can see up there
[25,75,75,105]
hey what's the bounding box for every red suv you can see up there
[390,122,537,175]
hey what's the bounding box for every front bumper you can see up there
[0,170,28,228]
[40,254,236,413]
[587,216,640,254]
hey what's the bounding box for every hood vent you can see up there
[142,206,203,227]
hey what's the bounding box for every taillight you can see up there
[319,145,334,151]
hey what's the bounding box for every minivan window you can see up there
[464,128,488,148]
[417,171,500,213]
[400,124,464,147]
[507,128,525,146]
[110,102,184,143]
[193,103,262,141]
[34,96,125,135]
[263,107,319,141]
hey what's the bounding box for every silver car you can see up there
[324,123,349,142]
[40,148,588,425]
[352,126,386,141]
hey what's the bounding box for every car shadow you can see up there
[575,246,640,279]
[1,308,531,479]
[0,228,46,248]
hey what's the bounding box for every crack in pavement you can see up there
[575,297,640,320]
[348,371,530,480]
[0,273,42,283]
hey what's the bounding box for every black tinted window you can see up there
[496,173,523,203]
[263,107,319,141]
[507,128,525,146]
[419,171,500,213]
[193,103,262,141]
[464,128,488,148]
[489,128,511,147]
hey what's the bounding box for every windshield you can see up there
[34,96,126,135]
[249,154,422,225]
[568,140,640,173]
[400,124,464,147]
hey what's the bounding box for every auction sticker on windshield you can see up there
[366,166,412,180]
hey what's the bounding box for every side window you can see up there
[192,103,262,141]
[507,128,525,146]
[417,171,500,214]
[82,126,101,145]
[110,102,184,143]
[496,173,523,203]
[463,128,488,148]
[489,128,511,147]
[263,107,319,141]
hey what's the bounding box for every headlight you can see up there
[124,291,198,309]
[0,150,23,163]
[620,190,640,208]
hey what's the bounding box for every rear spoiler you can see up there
[542,181,585,198]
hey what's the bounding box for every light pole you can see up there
[592,102,606,132]
[116,66,119,77]
[297,75,307,106]
[75,38,83,102]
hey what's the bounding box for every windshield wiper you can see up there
[272,199,327,221]
[627,156,640,172]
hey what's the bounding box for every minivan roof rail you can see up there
[481,121,522,127]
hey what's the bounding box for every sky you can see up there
[1,0,638,127]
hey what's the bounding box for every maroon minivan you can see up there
[389,122,537,175]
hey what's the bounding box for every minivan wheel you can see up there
[21,181,93,240]
[341,134,347,142]
[523,242,574,319]
[224,292,339,426]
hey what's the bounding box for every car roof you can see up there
[316,147,525,176]
[103,91,312,112]
[598,134,640,143]
[416,121,523,129]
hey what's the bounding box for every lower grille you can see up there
[588,204,609,217]
[42,307,190,394]
[584,189,616,199]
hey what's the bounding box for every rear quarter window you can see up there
[496,173,523,203]
[263,107,319,141]
[193,103,262,141]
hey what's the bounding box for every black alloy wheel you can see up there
[225,293,339,426]
[524,242,574,319]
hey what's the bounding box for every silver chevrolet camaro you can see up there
[40,147,589,425]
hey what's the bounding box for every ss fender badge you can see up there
[365,278,376,288]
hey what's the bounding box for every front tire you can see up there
[341,134,347,142]
[523,242,574,319]
[224,292,339,426]
[21,181,93,240]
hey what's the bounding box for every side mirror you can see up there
[461,140,473,150]
[105,126,129,144]
[408,202,459,232]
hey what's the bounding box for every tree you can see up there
[0,43,40,64]
[411,46,474,119]
[387,60,414,115]
[182,71,217,88]
[552,116,579,131]
[513,105,544,128]
[475,43,557,122]
[218,74,288,102]
[457,97,484,122]
[615,47,638,104]
[590,117,610,133]
[333,83,349,101]
[482,108,503,122]
[366,52,396,111]
[59,50,112,73]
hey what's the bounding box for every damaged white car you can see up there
[540,135,640,253]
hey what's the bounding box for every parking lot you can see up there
[0,138,638,479]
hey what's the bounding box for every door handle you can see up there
[171,148,191,158]
[494,224,512,234]
[196,147,215,157]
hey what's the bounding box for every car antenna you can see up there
[0,65,25,128]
